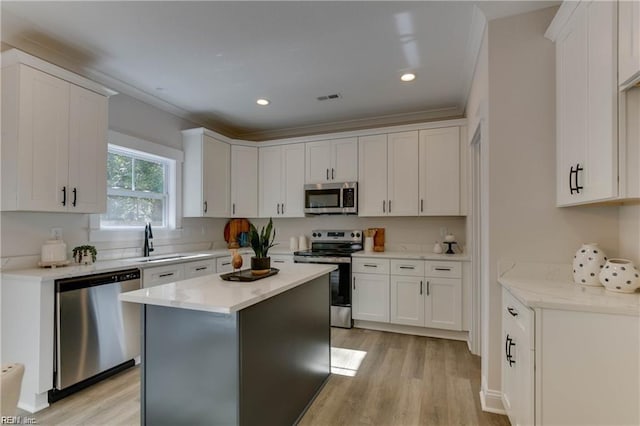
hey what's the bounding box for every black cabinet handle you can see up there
[72,188,77,207]
[204,201,208,213]
[507,307,519,317]
[353,276,356,290]
[420,280,423,295]
[282,203,285,214]
[389,200,392,213]
[61,187,67,206]
[421,199,424,212]
[273,260,285,264]
[195,267,208,271]
[158,272,175,278]
[221,262,231,266]
[232,203,235,215]
[505,334,516,367]
[399,266,415,270]
[326,169,329,180]
[426,281,430,295]
[277,203,280,215]
[383,200,386,213]
[435,267,451,271]
[364,264,377,268]
[505,335,510,363]
[331,168,335,180]
[569,163,584,195]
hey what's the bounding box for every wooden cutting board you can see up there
[373,228,385,252]
[224,218,250,248]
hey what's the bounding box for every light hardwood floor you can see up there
[21,328,509,425]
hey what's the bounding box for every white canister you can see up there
[298,235,308,251]
[289,236,299,252]
[364,237,374,253]
[599,259,640,293]
[572,243,607,286]
[433,242,443,254]
[41,239,67,263]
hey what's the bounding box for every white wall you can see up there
[469,6,621,411]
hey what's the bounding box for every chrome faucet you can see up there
[144,223,154,257]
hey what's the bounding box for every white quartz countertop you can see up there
[119,263,336,314]
[352,251,469,261]
[498,262,640,316]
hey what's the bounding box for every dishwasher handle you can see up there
[56,269,141,293]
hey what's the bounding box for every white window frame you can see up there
[90,130,184,242]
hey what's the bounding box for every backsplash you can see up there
[0,212,466,270]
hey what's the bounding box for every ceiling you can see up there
[1,1,558,141]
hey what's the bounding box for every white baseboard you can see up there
[479,387,506,415]
[353,320,469,342]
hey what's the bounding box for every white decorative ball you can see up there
[572,243,607,286]
[599,259,640,293]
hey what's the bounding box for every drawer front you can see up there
[217,256,234,273]
[424,261,461,278]
[391,259,425,277]
[143,264,185,287]
[502,288,534,348]
[353,258,390,275]
[184,259,216,279]
[271,254,293,266]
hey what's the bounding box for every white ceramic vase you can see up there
[598,259,640,293]
[572,243,607,286]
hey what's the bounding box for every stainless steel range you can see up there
[294,229,362,328]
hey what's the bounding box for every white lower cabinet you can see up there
[184,259,216,279]
[216,254,252,273]
[501,285,640,426]
[271,254,293,266]
[501,288,534,426]
[424,277,462,330]
[390,275,424,326]
[352,273,390,322]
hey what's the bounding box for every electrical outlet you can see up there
[51,228,63,240]
[440,227,447,238]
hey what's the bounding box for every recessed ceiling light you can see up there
[256,98,270,106]
[400,73,416,82]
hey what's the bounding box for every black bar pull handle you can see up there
[326,169,329,180]
[421,199,424,212]
[426,281,430,295]
[353,276,356,290]
[277,203,280,215]
[507,307,518,317]
[72,188,77,207]
[282,203,285,214]
[399,266,415,270]
[420,280,423,295]
[61,186,67,206]
[435,267,451,271]
[232,203,235,215]
[389,200,392,213]
[383,200,386,213]
[204,201,208,213]
[195,267,208,271]
[364,264,377,268]
[158,272,175,278]
[332,168,335,180]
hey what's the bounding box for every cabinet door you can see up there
[16,65,70,211]
[259,146,282,217]
[390,275,424,326]
[619,0,640,88]
[143,264,185,288]
[419,127,460,215]
[358,134,388,216]
[271,254,293,266]
[556,7,588,205]
[68,84,107,213]
[231,145,258,217]
[203,135,231,217]
[331,137,358,182]
[352,273,389,322]
[424,277,461,330]
[281,144,305,217]
[305,141,332,183]
[387,131,419,216]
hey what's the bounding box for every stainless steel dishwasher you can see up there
[50,268,141,402]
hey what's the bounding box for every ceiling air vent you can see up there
[317,93,342,101]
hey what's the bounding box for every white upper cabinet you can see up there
[305,137,358,183]
[358,131,419,216]
[231,145,258,217]
[619,0,640,89]
[1,59,110,213]
[549,0,618,206]
[183,131,231,217]
[419,127,460,215]
[259,144,305,218]
[358,134,388,216]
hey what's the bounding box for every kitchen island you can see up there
[120,263,336,426]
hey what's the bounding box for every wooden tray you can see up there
[220,268,279,282]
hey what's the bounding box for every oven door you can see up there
[293,257,352,328]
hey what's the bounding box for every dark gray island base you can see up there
[141,274,330,425]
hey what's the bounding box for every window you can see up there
[101,146,170,228]
[91,130,183,240]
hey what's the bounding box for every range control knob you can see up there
[351,232,355,237]
[312,232,317,237]
[317,232,322,237]
[356,232,361,238]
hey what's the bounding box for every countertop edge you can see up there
[119,264,337,314]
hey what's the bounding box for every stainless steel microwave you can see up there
[304,182,357,215]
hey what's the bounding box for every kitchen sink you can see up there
[124,253,210,263]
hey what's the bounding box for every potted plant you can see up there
[72,245,97,265]
[248,218,277,275]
